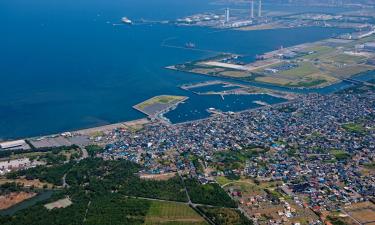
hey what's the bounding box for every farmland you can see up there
[144,201,207,225]
[169,35,375,89]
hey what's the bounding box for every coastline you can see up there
[0,118,150,144]
[0,96,291,144]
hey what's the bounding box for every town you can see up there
[101,84,375,224]
[1,81,373,224]
[1,0,375,224]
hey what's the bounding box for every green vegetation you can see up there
[0,146,78,160]
[85,145,104,157]
[215,176,233,186]
[342,123,367,134]
[185,178,236,208]
[197,206,252,225]
[213,148,266,171]
[330,150,351,161]
[0,189,89,225]
[0,159,194,224]
[331,54,365,64]
[0,182,24,195]
[171,34,375,89]
[120,176,188,202]
[364,163,375,170]
[280,62,320,77]
[64,158,186,201]
[85,195,150,225]
[286,79,327,88]
[327,216,348,225]
[7,163,74,186]
[135,95,186,110]
[302,46,334,59]
[144,201,207,225]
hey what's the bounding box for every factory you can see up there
[176,0,263,29]
[250,0,262,18]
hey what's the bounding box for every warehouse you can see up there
[0,140,30,150]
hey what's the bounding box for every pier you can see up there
[180,80,224,90]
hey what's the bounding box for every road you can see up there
[221,181,254,222]
[80,147,88,160]
[177,171,217,225]
[61,146,89,188]
[62,173,69,188]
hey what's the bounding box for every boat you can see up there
[121,17,133,25]
[185,42,196,49]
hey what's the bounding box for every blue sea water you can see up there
[0,0,355,139]
[164,94,286,124]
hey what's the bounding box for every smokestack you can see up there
[225,8,230,23]
[251,0,254,18]
[258,0,262,17]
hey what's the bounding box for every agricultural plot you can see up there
[223,181,318,225]
[169,36,375,89]
[344,202,375,225]
[143,201,207,225]
[197,206,252,225]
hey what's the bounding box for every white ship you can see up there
[121,17,132,25]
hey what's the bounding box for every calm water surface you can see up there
[0,0,355,139]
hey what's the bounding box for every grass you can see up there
[215,176,232,186]
[136,95,187,110]
[224,180,262,195]
[254,61,336,88]
[330,54,366,64]
[143,201,207,225]
[364,163,375,170]
[255,76,291,86]
[280,62,320,77]
[342,123,367,134]
[302,46,334,60]
[326,64,375,79]
[219,70,250,78]
[330,150,351,161]
[197,206,252,225]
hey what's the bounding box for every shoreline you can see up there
[0,118,150,144]
[0,96,290,144]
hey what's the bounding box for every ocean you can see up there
[0,0,354,139]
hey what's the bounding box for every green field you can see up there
[135,95,187,110]
[215,176,233,186]
[302,46,334,60]
[342,123,367,134]
[144,201,208,225]
[197,206,252,225]
[280,62,320,77]
[330,150,351,161]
